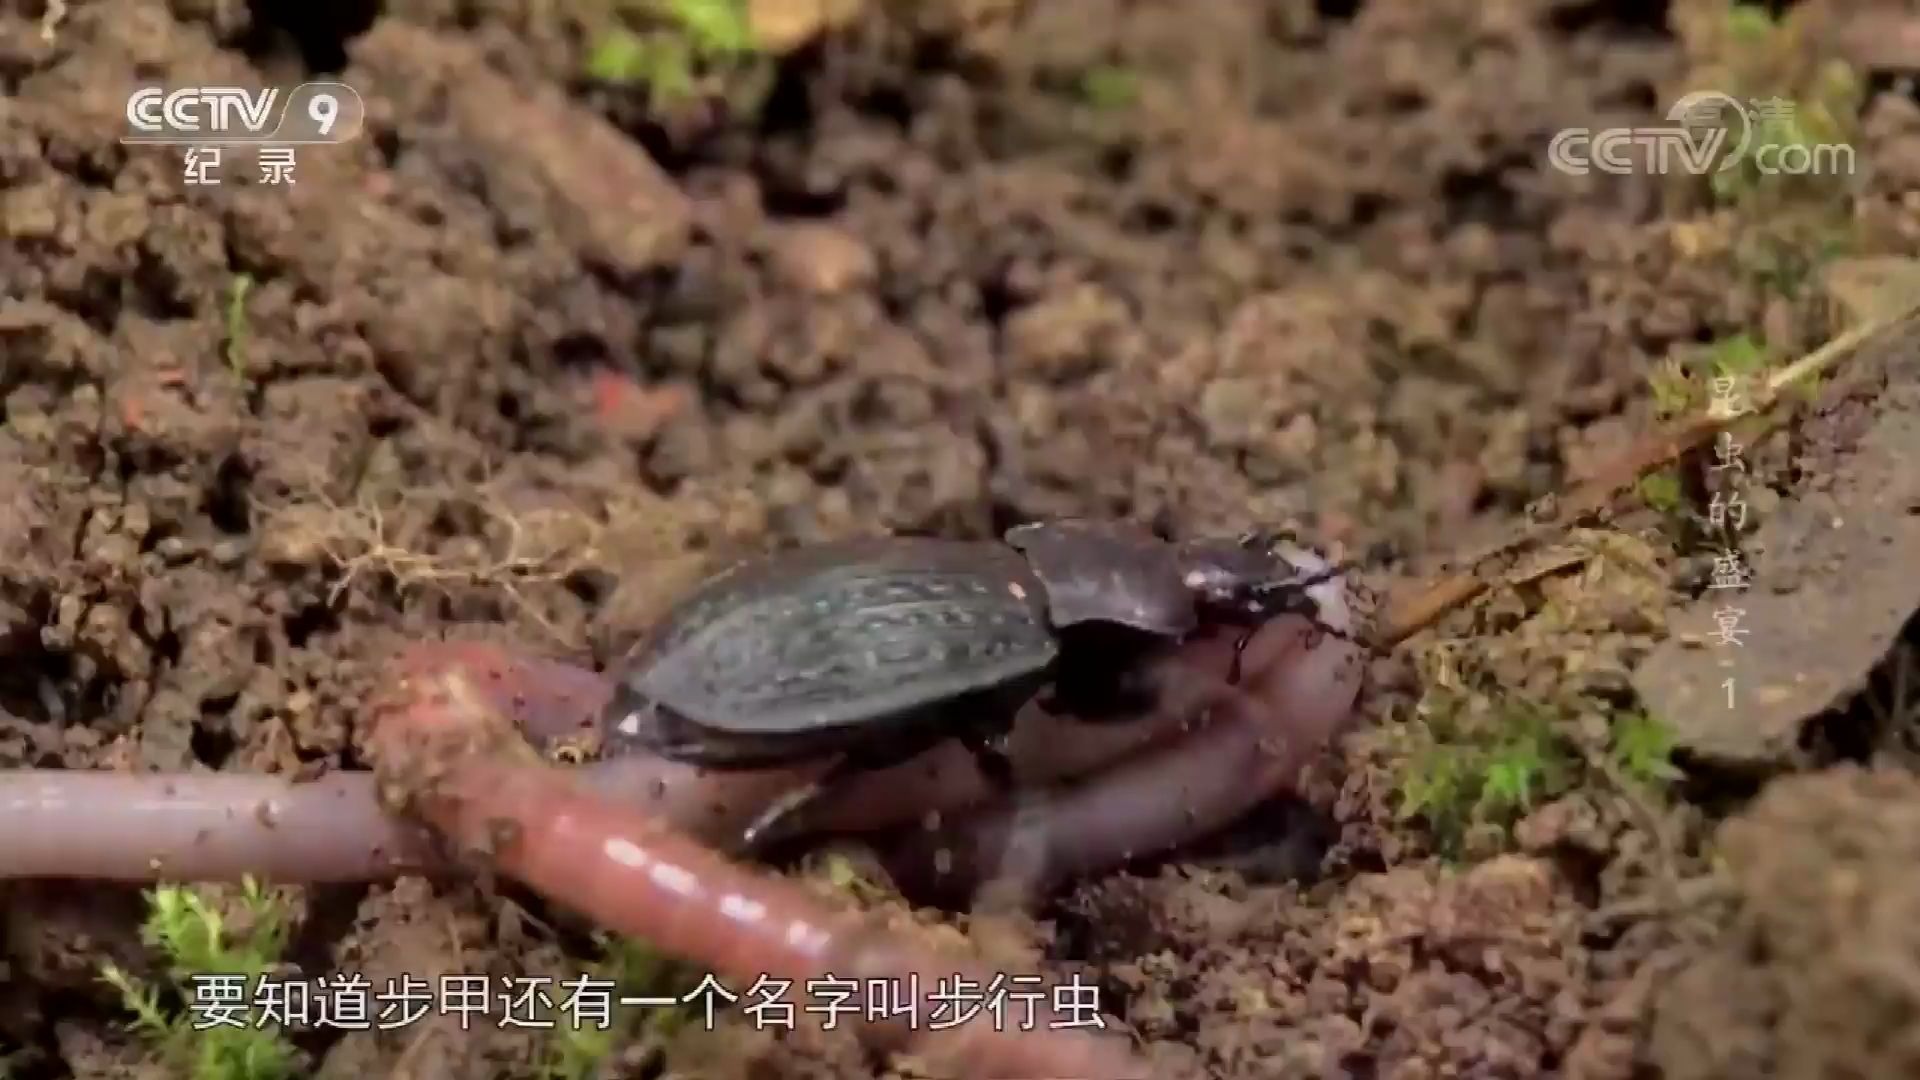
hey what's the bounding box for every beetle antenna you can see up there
[1251,562,1359,642]
[1220,560,1364,684]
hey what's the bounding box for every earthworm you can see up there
[0,769,436,882]
[370,664,1148,1078]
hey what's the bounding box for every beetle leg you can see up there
[733,738,935,852]
[738,743,909,852]
[1228,630,1253,685]
[742,705,1012,853]
[748,740,1015,853]
[738,774,833,853]
[1248,564,1358,645]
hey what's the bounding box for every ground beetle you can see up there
[601,520,1347,848]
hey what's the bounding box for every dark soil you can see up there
[4,0,1920,1077]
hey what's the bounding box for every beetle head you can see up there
[1177,530,1352,639]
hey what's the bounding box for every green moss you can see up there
[224,273,252,379]
[1645,332,1782,424]
[101,878,301,1080]
[1396,693,1578,854]
[1609,710,1682,786]
[1705,5,1865,212]
[586,30,695,96]
[1684,3,1866,303]
[1725,2,1778,44]
[660,0,757,56]
[584,0,763,101]
[1078,64,1139,110]
[1706,332,1767,379]
[1398,691,1684,855]
[1637,468,1685,514]
[1647,357,1696,420]
[542,935,697,1080]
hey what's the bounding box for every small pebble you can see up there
[766,223,876,295]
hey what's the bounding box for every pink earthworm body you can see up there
[375,666,1151,1078]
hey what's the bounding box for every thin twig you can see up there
[1370,305,1920,651]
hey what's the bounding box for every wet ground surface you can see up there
[4,0,1920,1076]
